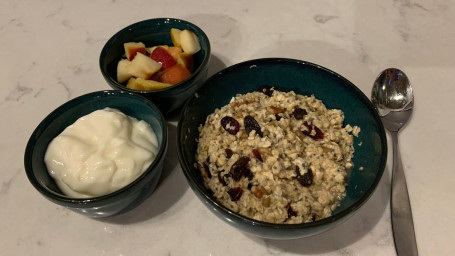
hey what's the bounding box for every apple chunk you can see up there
[124,42,146,61]
[180,30,200,54]
[166,46,183,60]
[129,52,162,79]
[117,59,132,83]
[170,28,182,47]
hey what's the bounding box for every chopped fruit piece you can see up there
[170,28,182,47]
[159,64,191,84]
[150,47,177,70]
[126,77,172,91]
[220,116,240,135]
[252,149,263,162]
[176,52,194,72]
[126,77,139,90]
[302,121,324,140]
[166,46,183,60]
[227,187,243,201]
[292,107,308,120]
[269,106,285,114]
[116,59,132,83]
[203,162,211,178]
[252,185,269,199]
[225,148,234,158]
[124,42,146,61]
[230,156,250,181]
[146,45,169,55]
[180,29,201,54]
[134,77,172,90]
[244,115,263,137]
[295,167,314,187]
[286,203,298,219]
[129,52,162,79]
[217,171,228,186]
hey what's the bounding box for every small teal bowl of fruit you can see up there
[99,18,211,116]
[177,58,387,239]
[24,90,168,218]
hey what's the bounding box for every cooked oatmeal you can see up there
[195,87,360,224]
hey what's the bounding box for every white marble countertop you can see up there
[1,0,454,255]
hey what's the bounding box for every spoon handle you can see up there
[390,131,418,256]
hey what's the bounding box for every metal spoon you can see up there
[371,68,418,256]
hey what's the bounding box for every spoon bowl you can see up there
[372,69,414,131]
[371,68,418,255]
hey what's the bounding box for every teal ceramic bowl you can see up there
[99,18,211,116]
[177,58,387,239]
[24,91,168,218]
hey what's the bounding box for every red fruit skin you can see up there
[150,47,177,70]
[128,48,147,61]
[252,149,263,162]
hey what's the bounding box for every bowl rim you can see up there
[177,57,387,230]
[99,17,211,94]
[24,90,168,205]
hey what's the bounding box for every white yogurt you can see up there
[44,108,159,198]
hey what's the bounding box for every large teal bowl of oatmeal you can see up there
[177,58,387,239]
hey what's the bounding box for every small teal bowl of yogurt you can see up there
[24,90,168,217]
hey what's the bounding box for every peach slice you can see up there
[129,52,162,79]
[166,46,183,60]
[135,78,173,90]
[126,77,172,91]
[160,64,191,84]
[124,42,146,61]
[126,77,139,90]
[176,52,194,72]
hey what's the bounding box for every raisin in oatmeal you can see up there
[195,87,360,224]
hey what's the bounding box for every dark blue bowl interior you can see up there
[99,18,211,115]
[24,90,167,217]
[178,58,387,238]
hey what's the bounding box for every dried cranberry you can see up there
[286,203,298,218]
[258,86,274,96]
[296,166,313,187]
[203,162,212,178]
[292,107,308,120]
[218,171,228,186]
[244,115,263,137]
[311,215,317,222]
[302,121,324,140]
[230,156,250,181]
[252,149,263,162]
[225,148,234,158]
[221,116,240,135]
[227,187,243,201]
[245,169,254,180]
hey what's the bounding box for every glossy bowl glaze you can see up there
[99,18,211,116]
[177,58,387,239]
[24,90,168,218]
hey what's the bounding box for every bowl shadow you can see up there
[100,123,188,224]
[247,166,391,254]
